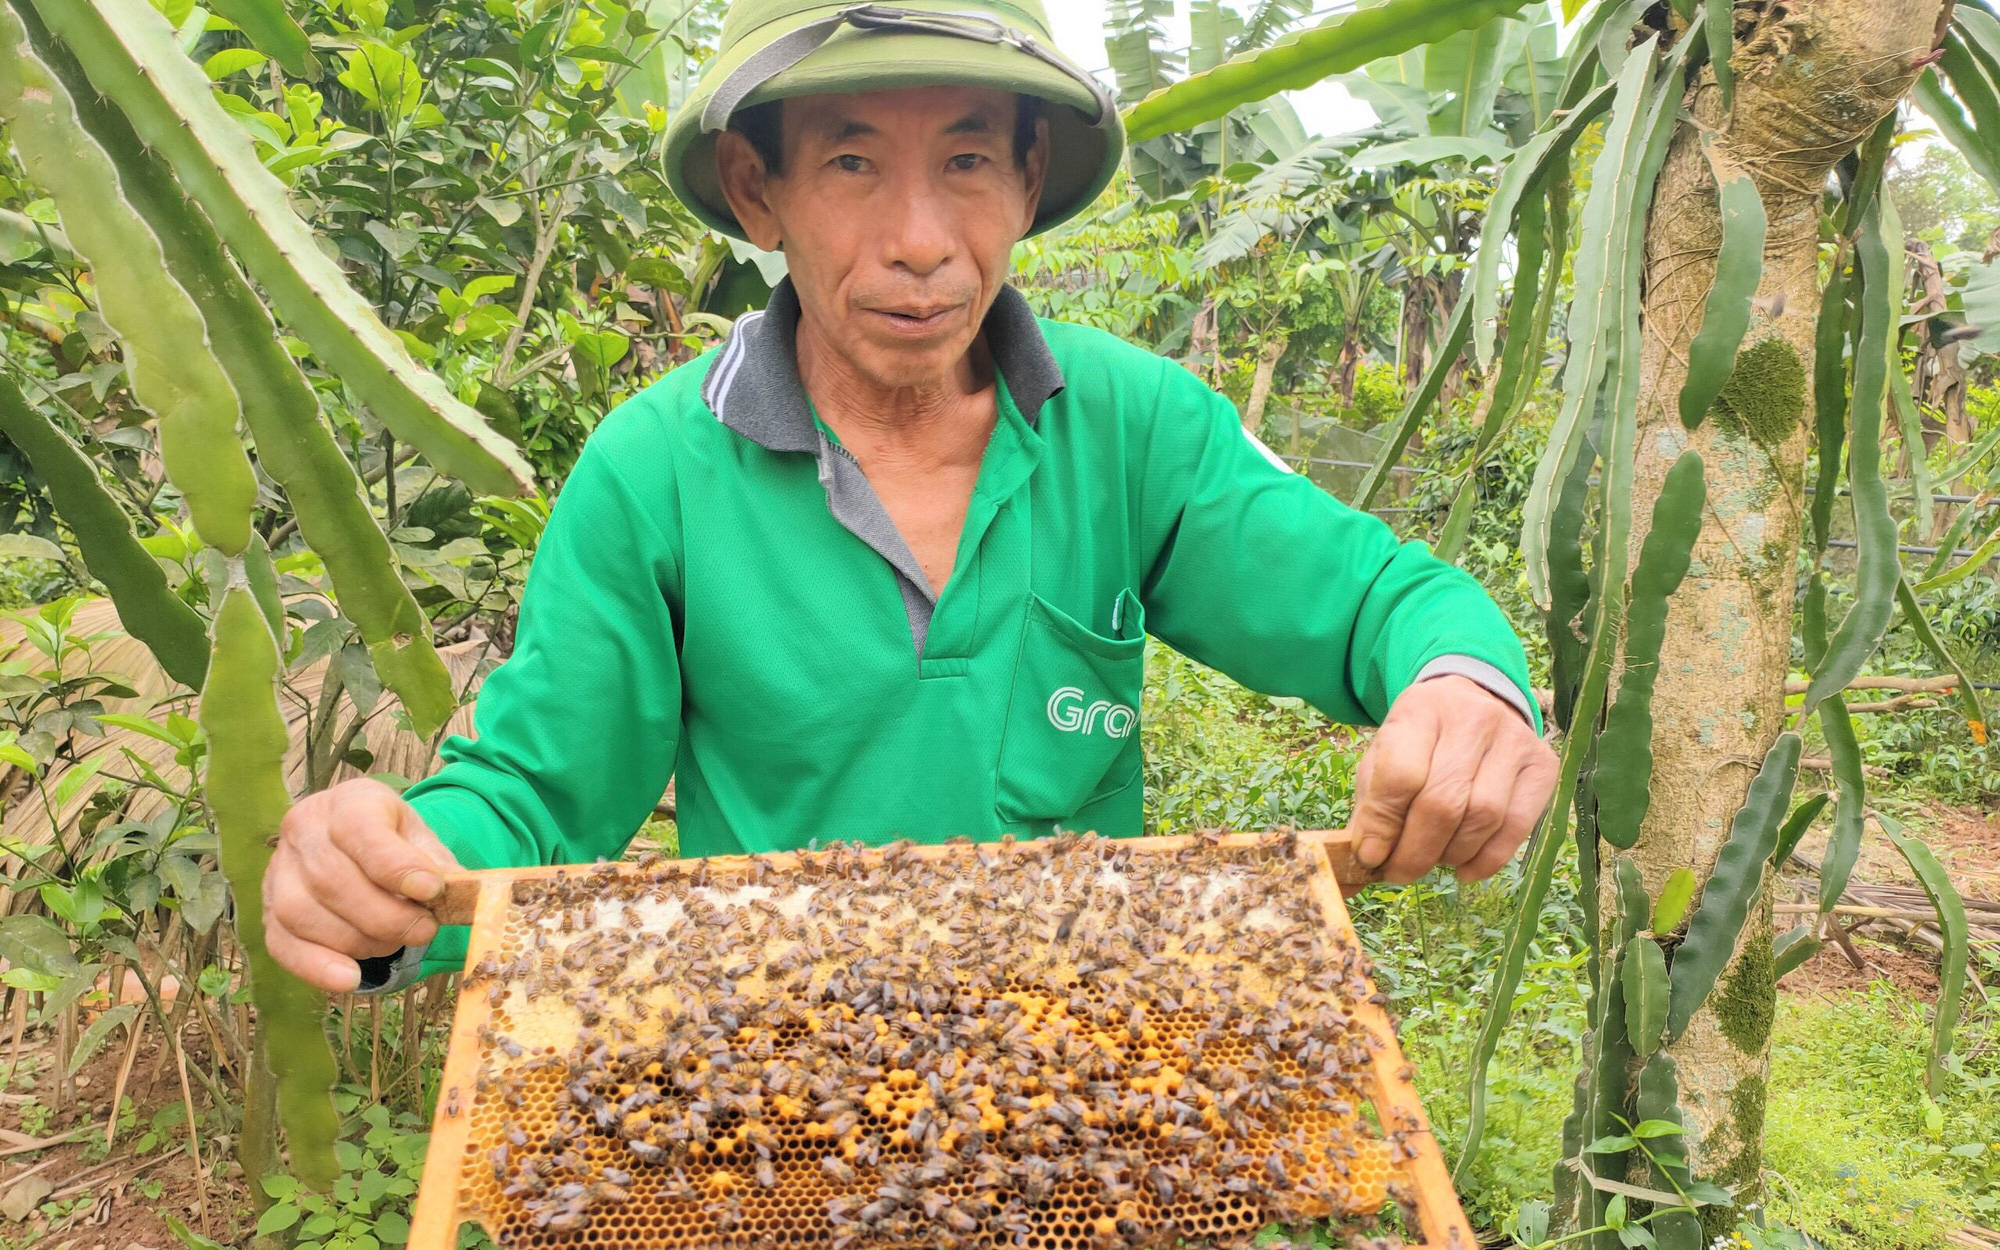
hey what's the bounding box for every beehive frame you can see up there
[409,830,1472,1250]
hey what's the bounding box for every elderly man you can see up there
[265,0,1557,995]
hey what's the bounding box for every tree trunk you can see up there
[1620,2,1944,1233]
[1244,334,1287,433]
[1398,283,1432,393]
[1334,334,1362,406]
[1189,296,1219,382]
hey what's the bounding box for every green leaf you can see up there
[1651,867,1698,934]
[1422,12,1527,137]
[0,532,66,562]
[1350,133,1511,168]
[93,713,185,747]
[67,1002,137,1077]
[1885,816,1969,1096]
[338,42,424,121]
[357,1169,391,1203]
[257,1204,301,1236]
[1958,255,2000,356]
[1914,68,2000,199]
[1461,37,1693,1185]
[1630,1118,1685,1139]
[1442,184,1558,563]
[1123,0,1538,143]
[1585,1133,1638,1154]
[1683,1181,1735,1207]
[1677,134,1765,429]
[1513,1201,1551,1247]
[201,47,266,78]
[1665,732,1801,1042]
[205,0,318,76]
[1634,1051,1698,1250]
[167,1216,229,1250]
[0,913,82,977]
[1618,1225,1657,1250]
[1622,936,1669,1059]
[1809,262,1853,555]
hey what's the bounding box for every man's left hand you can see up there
[1348,675,1558,884]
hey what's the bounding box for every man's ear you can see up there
[715,130,785,252]
[1018,115,1051,236]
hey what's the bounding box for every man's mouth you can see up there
[866,305,962,334]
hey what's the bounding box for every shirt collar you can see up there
[701,277,1065,451]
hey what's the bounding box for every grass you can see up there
[1764,985,2000,1249]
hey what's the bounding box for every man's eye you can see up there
[949,153,986,171]
[835,154,867,173]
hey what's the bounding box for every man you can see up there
[264,0,1558,995]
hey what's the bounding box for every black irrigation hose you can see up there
[1822,538,1987,559]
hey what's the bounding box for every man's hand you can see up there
[265,778,461,993]
[1348,675,1558,884]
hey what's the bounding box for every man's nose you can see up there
[879,170,955,276]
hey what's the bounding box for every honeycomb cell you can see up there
[442,832,1421,1250]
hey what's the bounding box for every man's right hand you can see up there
[264,778,461,993]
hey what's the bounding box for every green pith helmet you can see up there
[663,1,1125,240]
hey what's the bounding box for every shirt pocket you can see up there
[995,590,1145,824]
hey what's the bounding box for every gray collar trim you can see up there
[701,279,1061,660]
[701,278,1065,445]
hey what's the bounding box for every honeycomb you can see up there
[439,832,1411,1250]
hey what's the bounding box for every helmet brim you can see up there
[664,23,1124,241]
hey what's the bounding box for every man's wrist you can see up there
[1413,656,1538,729]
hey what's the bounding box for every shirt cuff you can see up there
[355,943,428,995]
[1414,655,1537,729]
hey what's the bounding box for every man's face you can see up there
[716,85,1049,390]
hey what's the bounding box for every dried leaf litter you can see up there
[451,831,1408,1250]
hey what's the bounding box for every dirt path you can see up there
[1780,799,1997,1002]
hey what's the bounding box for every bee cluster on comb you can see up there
[440,831,1418,1250]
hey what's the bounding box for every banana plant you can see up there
[1107,0,1319,201]
[1131,0,1988,1236]
[0,0,530,1188]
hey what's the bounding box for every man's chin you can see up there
[850,338,975,392]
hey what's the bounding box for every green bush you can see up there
[1140,645,1359,836]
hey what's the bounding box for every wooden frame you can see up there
[409,830,1472,1250]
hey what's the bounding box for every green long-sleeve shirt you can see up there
[386,281,1534,983]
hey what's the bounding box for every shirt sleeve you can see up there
[1138,362,1539,734]
[398,423,684,979]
